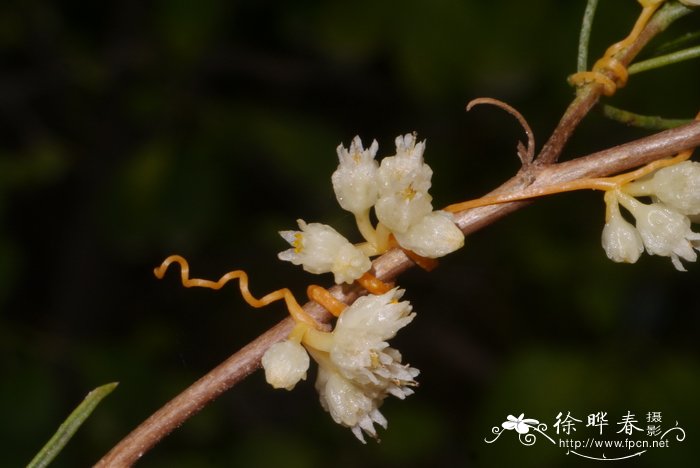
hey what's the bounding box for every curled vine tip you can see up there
[153,254,320,327]
[467,97,536,167]
[153,254,188,280]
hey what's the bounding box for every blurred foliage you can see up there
[1,0,698,467]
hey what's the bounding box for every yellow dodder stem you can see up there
[307,285,347,317]
[154,255,319,327]
[568,0,664,95]
[302,327,335,353]
[355,272,392,295]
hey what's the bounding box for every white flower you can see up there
[306,288,419,442]
[374,133,434,233]
[278,219,371,284]
[315,366,388,443]
[332,136,380,215]
[374,191,433,235]
[679,0,700,7]
[393,210,465,258]
[262,340,310,390]
[601,194,644,264]
[618,193,700,271]
[624,161,700,215]
[331,288,419,392]
[502,414,540,434]
[378,134,432,195]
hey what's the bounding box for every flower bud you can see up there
[601,212,644,264]
[393,210,465,258]
[374,133,434,233]
[262,340,310,390]
[374,190,433,233]
[332,136,380,215]
[278,219,371,284]
[644,161,700,216]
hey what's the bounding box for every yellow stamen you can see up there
[401,185,417,200]
[292,233,303,253]
[369,351,380,368]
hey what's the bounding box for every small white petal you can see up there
[351,426,367,443]
[370,408,388,429]
[358,414,378,437]
[671,254,687,272]
[279,230,298,244]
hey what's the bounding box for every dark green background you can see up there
[1,1,699,466]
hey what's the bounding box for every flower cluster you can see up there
[601,161,700,271]
[266,134,462,441]
[278,133,464,285]
[261,288,419,442]
[333,133,465,258]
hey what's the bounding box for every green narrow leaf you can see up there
[651,30,700,55]
[628,45,700,74]
[600,104,692,130]
[577,0,599,73]
[27,382,119,468]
